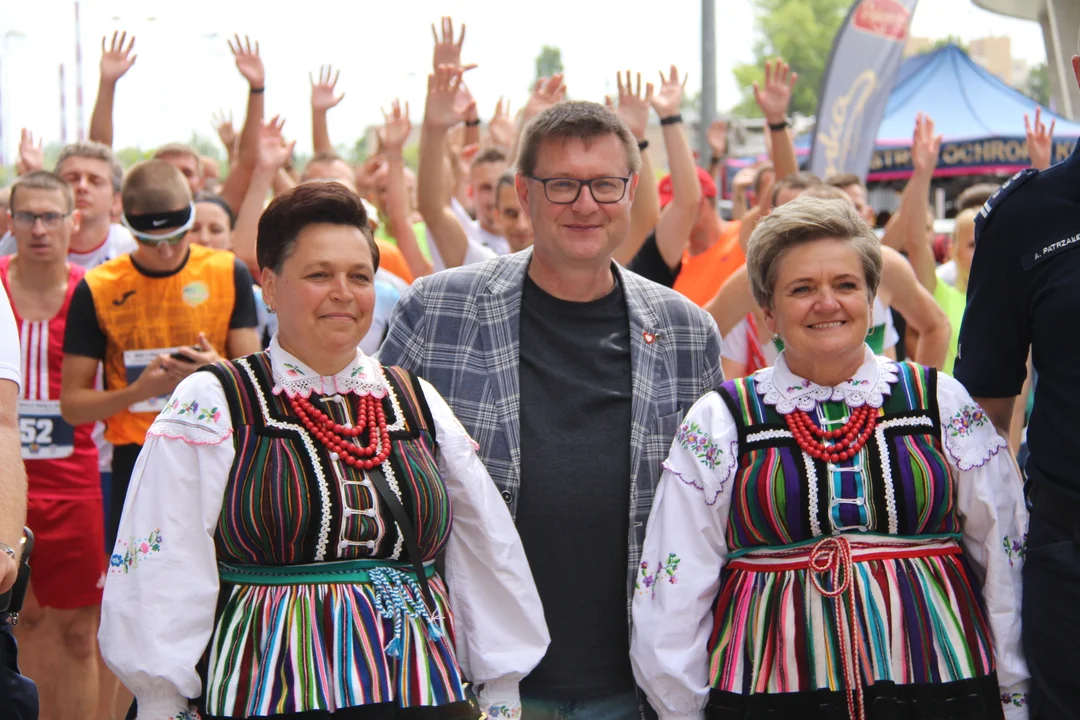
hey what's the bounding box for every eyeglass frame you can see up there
[10,210,73,230]
[526,175,632,205]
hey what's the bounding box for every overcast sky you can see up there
[0,0,1050,160]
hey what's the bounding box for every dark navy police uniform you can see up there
[955,149,1080,720]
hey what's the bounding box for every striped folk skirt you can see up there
[706,535,1004,719]
[200,560,469,718]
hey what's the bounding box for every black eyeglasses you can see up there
[527,176,630,204]
[11,211,71,230]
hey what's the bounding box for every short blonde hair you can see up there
[746,196,882,310]
[953,208,978,240]
[121,159,192,215]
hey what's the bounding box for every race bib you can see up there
[17,399,75,460]
[124,347,182,414]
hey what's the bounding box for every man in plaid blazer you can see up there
[380,90,722,716]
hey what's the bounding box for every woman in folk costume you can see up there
[99,182,549,720]
[631,197,1029,719]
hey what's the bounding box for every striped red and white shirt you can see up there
[0,256,99,499]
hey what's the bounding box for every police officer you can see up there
[955,56,1080,720]
[0,287,37,718]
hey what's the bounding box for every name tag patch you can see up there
[18,400,75,460]
[1022,231,1080,270]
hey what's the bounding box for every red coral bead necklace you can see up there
[784,404,877,463]
[288,393,391,469]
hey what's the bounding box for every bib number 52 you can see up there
[19,418,53,445]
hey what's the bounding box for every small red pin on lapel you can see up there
[643,331,657,344]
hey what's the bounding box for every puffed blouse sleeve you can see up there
[937,373,1030,719]
[98,371,234,720]
[630,391,740,720]
[418,378,550,718]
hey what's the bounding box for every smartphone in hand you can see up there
[169,345,205,363]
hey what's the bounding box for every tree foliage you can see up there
[1024,62,1050,107]
[931,35,968,53]
[731,0,850,117]
[534,45,564,86]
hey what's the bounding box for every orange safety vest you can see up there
[82,244,237,446]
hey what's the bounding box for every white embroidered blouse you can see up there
[98,337,550,720]
[630,347,1031,720]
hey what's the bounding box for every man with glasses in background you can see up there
[60,159,260,556]
[380,81,723,719]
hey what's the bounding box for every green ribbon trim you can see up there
[219,558,435,586]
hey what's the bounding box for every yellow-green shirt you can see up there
[933,280,966,375]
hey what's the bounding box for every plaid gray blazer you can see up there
[378,248,724,598]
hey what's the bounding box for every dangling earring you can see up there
[772,333,781,342]
[266,306,276,315]
[866,325,875,337]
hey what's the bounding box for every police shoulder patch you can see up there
[974,168,1037,242]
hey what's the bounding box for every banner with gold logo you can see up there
[808,0,919,181]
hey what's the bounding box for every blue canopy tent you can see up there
[723,44,1080,192]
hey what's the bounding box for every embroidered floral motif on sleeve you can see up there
[1003,534,1027,567]
[109,529,163,574]
[173,710,202,720]
[160,397,224,430]
[942,403,1006,471]
[486,705,521,719]
[675,421,725,469]
[1000,692,1027,707]
[948,405,989,437]
[636,553,681,598]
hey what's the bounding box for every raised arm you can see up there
[880,246,950,369]
[89,31,137,147]
[311,64,345,155]
[381,100,432,278]
[1024,107,1055,172]
[704,264,757,336]
[218,35,265,214]
[608,71,659,265]
[650,66,703,272]
[754,59,798,181]
[706,119,729,184]
[418,65,475,269]
[896,114,941,291]
[487,97,516,154]
[231,117,294,277]
[16,129,43,176]
[512,74,566,161]
[212,110,239,168]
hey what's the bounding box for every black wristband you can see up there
[464,118,481,127]
[768,119,790,131]
[250,86,265,94]
[659,114,683,126]
[637,139,649,151]
[709,155,723,165]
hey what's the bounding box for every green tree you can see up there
[731,0,850,117]
[534,45,564,87]
[1024,62,1050,107]
[188,131,225,165]
[114,146,152,168]
[930,35,968,53]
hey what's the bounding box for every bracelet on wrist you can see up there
[659,114,683,126]
[768,119,789,131]
[250,86,265,94]
[709,155,724,166]
[464,118,481,127]
[637,139,649,152]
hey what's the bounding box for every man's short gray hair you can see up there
[516,101,641,178]
[746,196,882,310]
[54,141,123,193]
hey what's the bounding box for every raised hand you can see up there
[707,119,728,158]
[311,65,345,111]
[424,64,475,130]
[255,116,295,172]
[1025,106,1055,171]
[379,100,412,153]
[228,34,264,89]
[431,16,469,71]
[17,128,44,175]
[753,58,797,125]
[911,112,942,176]
[488,97,516,149]
[651,65,687,119]
[100,31,136,83]
[525,74,567,120]
[212,109,237,152]
[605,71,653,141]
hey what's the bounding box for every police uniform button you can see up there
[501,490,512,503]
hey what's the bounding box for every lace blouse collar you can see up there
[753,344,899,415]
[268,335,388,399]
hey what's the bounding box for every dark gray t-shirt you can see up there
[515,272,635,700]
